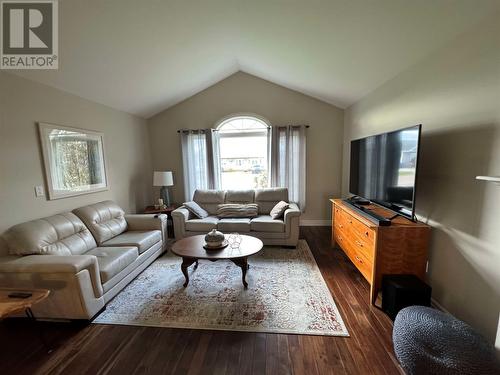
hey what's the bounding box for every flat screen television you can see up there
[349,124,422,220]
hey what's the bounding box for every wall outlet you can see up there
[34,185,44,197]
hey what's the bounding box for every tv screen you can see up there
[349,124,422,219]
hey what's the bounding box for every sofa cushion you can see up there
[185,216,219,232]
[193,190,226,215]
[270,201,290,219]
[255,188,289,214]
[4,212,97,256]
[225,190,255,203]
[217,203,258,218]
[250,215,286,233]
[73,201,127,245]
[217,218,251,232]
[86,246,138,283]
[101,230,161,254]
[183,201,209,219]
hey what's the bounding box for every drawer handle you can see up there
[339,224,343,228]
[338,236,342,241]
[355,240,363,247]
[365,231,369,237]
[349,220,352,224]
[355,256,363,264]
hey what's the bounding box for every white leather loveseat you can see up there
[172,188,301,246]
[0,201,167,320]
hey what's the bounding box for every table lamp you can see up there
[153,171,174,207]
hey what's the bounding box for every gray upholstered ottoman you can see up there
[393,306,500,375]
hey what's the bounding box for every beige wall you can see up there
[0,72,152,241]
[343,14,500,341]
[148,72,344,223]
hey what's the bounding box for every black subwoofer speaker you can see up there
[382,274,432,321]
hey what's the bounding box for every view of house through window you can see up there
[217,116,270,190]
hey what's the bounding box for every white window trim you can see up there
[216,113,271,131]
[215,114,271,190]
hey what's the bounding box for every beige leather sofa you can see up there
[0,201,167,320]
[172,188,300,246]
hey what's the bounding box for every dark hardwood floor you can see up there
[0,227,402,375]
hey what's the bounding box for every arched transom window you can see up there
[216,115,270,189]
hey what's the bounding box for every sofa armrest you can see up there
[283,203,301,247]
[172,207,191,240]
[125,214,167,231]
[284,203,301,223]
[0,254,103,298]
[125,214,168,243]
[171,207,191,221]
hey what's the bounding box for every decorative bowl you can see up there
[204,229,225,247]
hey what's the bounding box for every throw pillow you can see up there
[270,201,289,219]
[183,201,209,219]
[217,203,258,218]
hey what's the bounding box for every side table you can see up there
[144,205,178,238]
[0,288,52,352]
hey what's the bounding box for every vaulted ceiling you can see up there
[12,0,500,118]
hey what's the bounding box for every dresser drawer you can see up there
[339,233,373,282]
[334,204,374,282]
[333,205,345,226]
[341,213,375,246]
[339,210,375,252]
[350,218,376,246]
[351,247,373,282]
[334,227,354,258]
[350,232,375,262]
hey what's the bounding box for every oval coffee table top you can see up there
[171,234,263,260]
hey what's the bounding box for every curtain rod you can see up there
[177,125,309,133]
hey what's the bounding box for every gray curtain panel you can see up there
[206,129,221,190]
[180,129,221,201]
[270,125,307,211]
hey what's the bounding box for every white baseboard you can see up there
[300,219,330,226]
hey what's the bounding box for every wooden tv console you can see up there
[330,199,430,304]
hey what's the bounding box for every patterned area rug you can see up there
[94,240,349,336]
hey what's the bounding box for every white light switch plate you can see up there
[34,185,44,197]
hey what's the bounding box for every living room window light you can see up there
[217,116,270,190]
[179,116,307,210]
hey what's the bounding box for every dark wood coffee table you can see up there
[171,235,263,288]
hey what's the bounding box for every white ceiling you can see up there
[12,0,500,118]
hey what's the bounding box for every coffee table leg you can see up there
[232,257,249,288]
[181,257,197,287]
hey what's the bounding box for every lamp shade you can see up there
[153,171,173,186]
